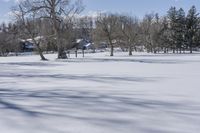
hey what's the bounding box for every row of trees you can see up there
[0,0,200,59]
[0,22,23,56]
[0,0,83,60]
[95,6,200,56]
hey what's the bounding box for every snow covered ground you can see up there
[0,52,200,133]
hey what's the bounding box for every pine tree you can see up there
[176,8,186,53]
[167,7,178,53]
[159,16,171,53]
[186,5,199,53]
[167,7,186,53]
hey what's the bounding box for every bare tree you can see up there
[13,2,48,60]
[0,23,10,56]
[0,23,19,56]
[13,0,83,59]
[140,13,155,53]
[120,15,139,55]
[36,0,83,59]
[150,13,163,53]
[96,13,119,56]
[75,16,93,40]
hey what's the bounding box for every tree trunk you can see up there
[57,39,67,59]
[164,48,167,53]
[134,46,137,52]
[82,49,85,57]
[75,48,78,58]
[190,46,193,54]
[39,52,47,61]
[190,46,193,53]
[110,44,114,56]
[35,42,47,61]
[173,48,175,53]
[188,38,193,54]
[58,47,67,59]
[129,45,133,56]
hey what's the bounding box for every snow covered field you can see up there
[0,52,200,133]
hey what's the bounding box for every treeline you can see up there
[0,23,21,56]
[0,0,200,60]
[94,6,200,56]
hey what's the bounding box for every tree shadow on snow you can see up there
[0,88,200,132]
[62,58,196,64]
[0,72,161,84]
[0,62,62,67]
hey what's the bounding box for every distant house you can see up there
[19,40,35,52]
[19,36,44,52]
[73,39,94,50]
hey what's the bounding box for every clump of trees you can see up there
[0,3,200,59]
[94,6,200,56]
[13,0,83,60]
[0,22,21,56]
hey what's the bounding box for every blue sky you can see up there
[0,0,200,23]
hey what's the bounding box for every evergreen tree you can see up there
[167,7,178,53]
[159,16,171,53]
[176,8,186,53]
[167,7,186,53]
[186,5,199,53]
